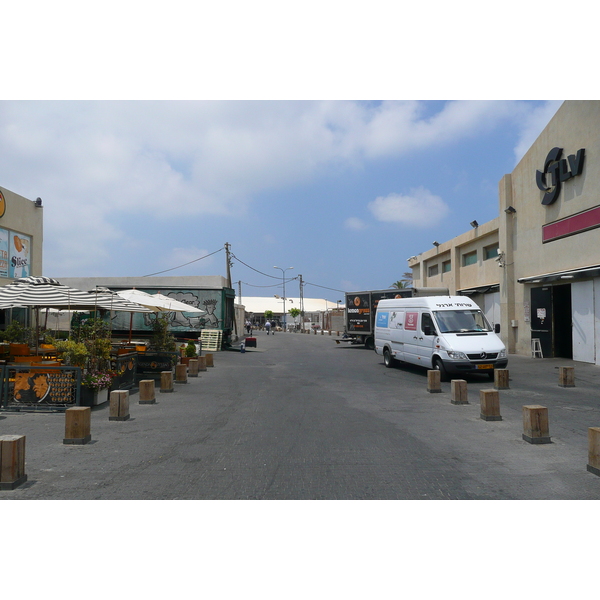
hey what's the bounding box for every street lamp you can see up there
[274,266,293,330]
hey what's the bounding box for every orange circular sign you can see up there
[0,190,5,218]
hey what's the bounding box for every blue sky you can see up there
[0,99,562,300]
[1,2,594,305]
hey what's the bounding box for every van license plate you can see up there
[477,364,493,370]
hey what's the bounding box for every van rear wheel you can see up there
[433,357,449,382]
[383,348,394,368]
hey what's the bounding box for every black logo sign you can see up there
[536,147,585,205]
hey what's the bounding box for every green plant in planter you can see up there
[149,314,176,352]
[53,339,90,367]
[185,342,198,358]
[1,321,34,344]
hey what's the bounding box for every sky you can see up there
[0,100,564,300]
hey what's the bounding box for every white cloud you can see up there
[344,217,367,231]
[368,188,450,227]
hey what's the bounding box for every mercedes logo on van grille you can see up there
[480,352,487,359]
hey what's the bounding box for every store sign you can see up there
[0,190,5,218]
[536,147,585,205]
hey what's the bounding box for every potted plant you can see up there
[181,341,198,366]
[137,314,178,381]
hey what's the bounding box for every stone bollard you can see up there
[160,371,174,393]
[139,379,156,404]
[0,435,27,490]
[198,356,207,372]
[494,369,510,390]
[587,428,600,476]
[205,353,214,367]
[175,364,188,384]
[559,366,575,388]
[329,330,332,336]
[64,406,92,445]
[522,405,551,444]
[480,389,502,421]
[109,390,130,421]
[427,370,441,393]
[188,358,199,377]
[451,379,468,404]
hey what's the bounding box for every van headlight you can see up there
[447,351,468,360]
[498,349,507,359]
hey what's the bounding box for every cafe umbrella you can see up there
[112,288,206,342]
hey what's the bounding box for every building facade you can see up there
[409,100,600,365]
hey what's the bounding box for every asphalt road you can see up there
[2,330,600,499]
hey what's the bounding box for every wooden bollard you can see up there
[64,406,92,445]
[522,405,551,444]
[494,369,510,390]
[139,379,156,404]
[427,370,441,393]
[587,427,600,476]
[197,356,207,372]
[559,366,575,388]
[205,353,214,367]
[160,371,173,393]
[188,359,199,377]
[451,379,468,404]
[0,435,27,490]
[480,389,502,421]
[175,364,188,384]
[109,390,130,421]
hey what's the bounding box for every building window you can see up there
[484,244,499,260]
[442,260,451,273]
[428,264,439,277]
[462,250,477,266]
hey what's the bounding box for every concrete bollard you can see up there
[494,369,510,390]
[427,370,441,393]
[198,356,207,372]
[0,435,27,490]
[139,379,156,404]
[160,371,174,393]
[587,427,600,476]
[450,379,468,404]
[109,390,130,421]
[522,405,551,444]
[64,406,92,444]
[329,330,332,336]
[175,364,188,384]
[559,366,575,388]
[205,353,214,367]
[188,358,199,377]
[480,389,502,421]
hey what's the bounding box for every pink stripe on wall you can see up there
[542,205,600,242]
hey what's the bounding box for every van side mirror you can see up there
[494,323,500,334]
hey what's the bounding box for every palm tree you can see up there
[390,272,413,289]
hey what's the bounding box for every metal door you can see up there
[572,280,595,363]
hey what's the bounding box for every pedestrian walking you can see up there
[265,320,271,335]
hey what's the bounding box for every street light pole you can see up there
[274,266,293,330]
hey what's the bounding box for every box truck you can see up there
[374,296,507,380]
[344,288,448,349]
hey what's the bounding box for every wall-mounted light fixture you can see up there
[470,220,478,228]
[35,197,43,207]
[504,206,516,214]
[432,241,440,247]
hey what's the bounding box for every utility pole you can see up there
[224,242,232,288]
[299,274,304,332]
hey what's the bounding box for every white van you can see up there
[374,296,507,380]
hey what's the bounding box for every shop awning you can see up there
[517,263,600,284]
[458,284,499,295]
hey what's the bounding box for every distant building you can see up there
[409,100,600,364]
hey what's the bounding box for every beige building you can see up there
[409,100,600,364]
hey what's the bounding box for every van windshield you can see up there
[433,310,492,333]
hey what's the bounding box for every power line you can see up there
[141,247,224,277]
[303,281,346,293]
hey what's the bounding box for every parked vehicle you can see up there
[374,296,507,380]
[344,287,448,350]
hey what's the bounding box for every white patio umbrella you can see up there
[112,288,205,342]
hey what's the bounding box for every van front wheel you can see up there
[383,348,394,368]
[433,357,449,382]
